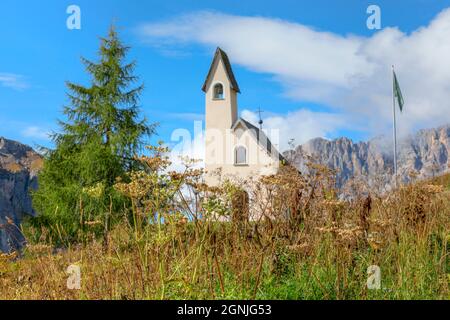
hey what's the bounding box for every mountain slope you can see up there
[0,137,42,252]
[285,124,450,191]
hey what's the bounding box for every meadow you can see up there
[0,148,449,300]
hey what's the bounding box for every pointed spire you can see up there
[202,47,241,93]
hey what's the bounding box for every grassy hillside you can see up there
[1,166,449,300]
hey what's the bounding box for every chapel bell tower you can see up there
[202,47,240,133]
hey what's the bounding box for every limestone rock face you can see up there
[0,137,42,252]
[285,124,450,192]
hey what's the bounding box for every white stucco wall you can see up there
[203,52,280,186]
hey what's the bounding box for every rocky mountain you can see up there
[285,124,450,192]
[0,137,42,252]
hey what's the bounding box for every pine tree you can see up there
[30,26,155,244]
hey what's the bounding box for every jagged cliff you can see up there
[285,124,450,191]
[0,137,42,252]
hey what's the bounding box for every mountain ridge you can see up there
[284,124,450,192]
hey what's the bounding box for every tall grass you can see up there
[1,148,448,300]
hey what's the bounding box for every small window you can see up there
[235,146,247,165]
[213,83,224,100]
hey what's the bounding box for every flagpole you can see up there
[392,65,398,189]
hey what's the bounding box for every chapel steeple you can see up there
[203,47,239,132]
[202,47,240,94]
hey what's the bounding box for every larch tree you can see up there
[31,26,155,244]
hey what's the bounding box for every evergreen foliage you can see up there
[30,26,155,244]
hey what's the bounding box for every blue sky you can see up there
[1,0,450,152]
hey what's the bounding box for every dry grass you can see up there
[29,157,44,172]
[0,153,449,300]
[4,162,23,173]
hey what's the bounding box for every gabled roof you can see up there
[232,118,285,162]
[202,47,241,93]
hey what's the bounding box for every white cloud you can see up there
[0,73,29,90]
[165,123,205,172]
[138,9,450,144]
[21,126,51,141]
[241,109,345,151]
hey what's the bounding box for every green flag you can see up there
[393,71,404,112]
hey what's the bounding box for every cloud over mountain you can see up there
[138,9,450,145]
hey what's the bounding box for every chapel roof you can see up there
[202,47,241,93]
[232,118,286,162]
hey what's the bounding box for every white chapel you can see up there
[202,48,284,186]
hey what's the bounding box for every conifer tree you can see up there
[31,26,155,244]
